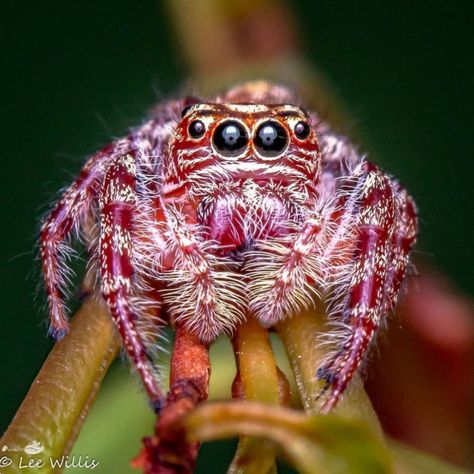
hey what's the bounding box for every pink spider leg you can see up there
[248,134,361,326]
[99,153,164,410]
[249,210,326,326]
[161,206,245,344]
[40,143,120,339]
[317,162,417,413]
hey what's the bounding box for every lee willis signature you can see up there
[0,441,99,470]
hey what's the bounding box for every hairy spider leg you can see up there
[99,153,163,407]
[318,162,401,412]
[248,210,325,326]
[40,142,125,339]
[384,183,418,313]
[161,205,245,344]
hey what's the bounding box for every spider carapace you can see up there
[40,81,417,412]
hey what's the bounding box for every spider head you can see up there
[163,103,321,198]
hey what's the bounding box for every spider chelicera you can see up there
[40,81,417,413]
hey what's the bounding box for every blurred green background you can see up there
[1,0,473,471]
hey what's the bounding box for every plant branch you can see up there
[276,306,384,434]
[1,297,120,473]
[229,318,287,474]
[164,0,348,131]
[132,325,210,474]
[185,401,392,474]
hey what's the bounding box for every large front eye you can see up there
[254,121,288,157]
[212,120,248,156]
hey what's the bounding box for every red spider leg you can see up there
[99,153,164,409]
[161,205,245,344]
[40,143,120,339]
[384,183,418,312]
[317,162,399,413]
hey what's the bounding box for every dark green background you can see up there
[1,0,472,451]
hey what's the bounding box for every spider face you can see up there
[164,103,321,196]
[163,103,322,245]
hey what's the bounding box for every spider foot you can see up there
[315,358,345,413]
[316,364,337,385]
[48,325,69,341]
[151,397,164,415]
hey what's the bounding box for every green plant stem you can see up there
[1,297,120,474]
[276,306,384,435]
[164,0,348,132]
[275,307,469,473]
[233,318,281,404]
[229,318,280,474]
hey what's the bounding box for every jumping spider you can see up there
[40,81,417,412]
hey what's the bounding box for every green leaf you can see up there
[389,440,468,474]
[185,401,393,474]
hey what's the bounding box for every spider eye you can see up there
[254,121,288,157]
[212,120,248,156]
[294,121,310,140]
[181,96,200,117]
[188,120,206,139]
[181,105,192,118]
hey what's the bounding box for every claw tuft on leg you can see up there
[152,398,164,415]
[48,325,69,341]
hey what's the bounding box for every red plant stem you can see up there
[133,324,210,474]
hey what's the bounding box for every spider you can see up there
[39,81,417,413]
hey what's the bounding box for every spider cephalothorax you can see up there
[164,103,320,240]
[40,81,417,412]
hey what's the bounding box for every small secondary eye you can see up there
[254,121,288,157]
[212,120,248,156]
[188,120,206,139]
[294,121,310,139]
[181,96,200,117]
[181,105,192,118]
